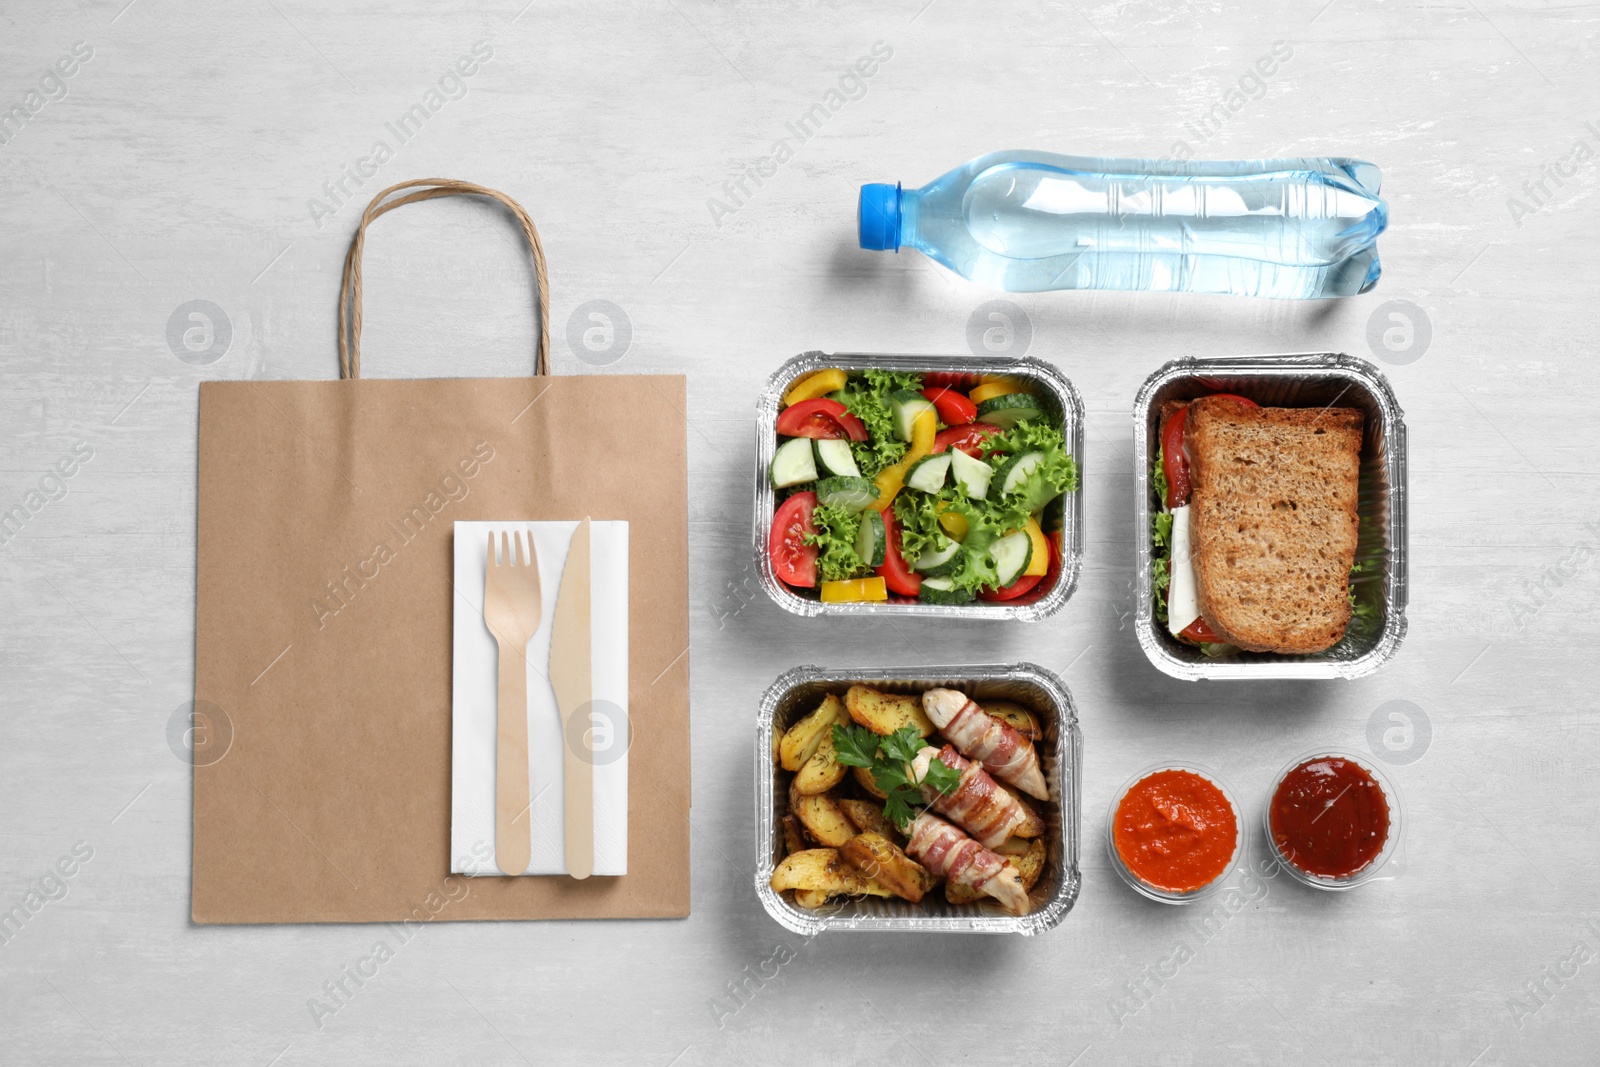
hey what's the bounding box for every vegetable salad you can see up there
[768,368,1078,605]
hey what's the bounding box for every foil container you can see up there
[753,352,1084,619]
[755,663,1082,936]
[1133,352,1408,680]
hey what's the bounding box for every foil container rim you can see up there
[752,352,1085,620]
[754,662,1082,936]
[1130,351,1408,680]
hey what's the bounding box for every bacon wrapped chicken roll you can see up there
[922,688,1049,801]
[905,812,1028,914]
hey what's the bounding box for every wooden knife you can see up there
[548,518,594,880]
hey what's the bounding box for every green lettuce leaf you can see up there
[985,418,1061,456]
[1150,446,1171,626]
[892,492,946,566]
[929,494,1011,594]
[1347,558,1382,640]
[1152,555,1170,625]
[1153,511,1173,550]
[986,420,1079,513]
[830,369,918,477]
[804,503,869,583]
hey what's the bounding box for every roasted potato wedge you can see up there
[841,833,934,903]
[943,881,982,904]
[853,765,887,799]
[781,814,806,856]
[845,685,934,738]
[1001,835,1047,891]
[792,728,847,795]
[793,888,831,909]
[837,798,897,839]
[779,694,848,771]
[945,836,1047,903]
[771,848,893,897]
[789,784,856,847]
[983,700,1042,740]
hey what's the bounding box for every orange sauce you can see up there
[1114,769,1238,893]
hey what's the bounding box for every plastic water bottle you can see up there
[857,151,1387,299]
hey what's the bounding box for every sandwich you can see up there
[1153,393,1364,654]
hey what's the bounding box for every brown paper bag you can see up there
[192,180,689,922]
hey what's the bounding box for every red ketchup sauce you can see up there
[1113,770,1238,893]
[1269,757,1390,878]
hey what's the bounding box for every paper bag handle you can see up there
[338,179,551,380]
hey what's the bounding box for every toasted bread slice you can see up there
[1185,397,1363,653]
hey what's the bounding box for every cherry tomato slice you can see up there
[775,398,868,442]
[1179,615,1224,643]
[1160,393,1257,508]
[1044,528,1063,589]
[1161,407,1191,509]
[776,399,844,440]
[922,371,981,391]
[876,507,921,597]
[931,422,1001,458]
[769,491,818,588]
[978,572,1042,602]
[832,408,868,442]
[921,387,978,426]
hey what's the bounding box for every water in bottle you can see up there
[857,151,1387,299]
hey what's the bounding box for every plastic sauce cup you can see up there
[1264,750,1402,890]
[1107,763,1242,905]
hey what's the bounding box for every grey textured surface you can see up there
[2,1,1597,1064]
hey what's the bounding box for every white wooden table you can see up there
[2,1,1595,1063]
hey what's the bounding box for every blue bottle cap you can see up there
[858,183,901,251]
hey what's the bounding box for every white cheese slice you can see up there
[1167,505,1200,636]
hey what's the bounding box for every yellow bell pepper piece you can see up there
[782,368,848,407]
[936,501,969,542]
[873,409,937,512]
[820,576,888,603]
[969,379,1033,405]
[1023,517,1050,576]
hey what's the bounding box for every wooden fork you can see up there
[483,529,542,876]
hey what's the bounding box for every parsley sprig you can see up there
[831,724,961,832]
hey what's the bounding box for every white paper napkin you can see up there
[451,520,629,876]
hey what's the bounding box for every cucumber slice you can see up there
[949,447,994,500]
[855,509,886,567]
[919,575,975,605]
[815,438,861,478]
[815,476,880,513]
[914,538,962,577]
[904,453,951,494]
[989,530,1033,587]
[771,436,818,488]
[975,394,1044,430]
[891,389,937,442]
[990,451,1045,500]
